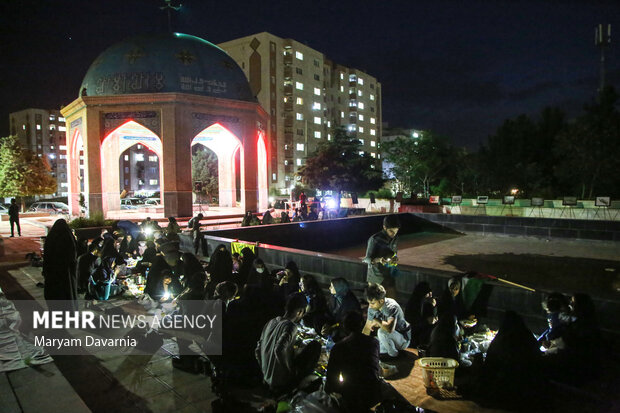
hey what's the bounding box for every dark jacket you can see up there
[326,332,382,411]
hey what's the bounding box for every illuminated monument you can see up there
[61,32,269,218]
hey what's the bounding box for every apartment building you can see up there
[9,108,70,197]
[219,32,382,194]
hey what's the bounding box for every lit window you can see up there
[370,117,376,124]
[284,160,289,165]
[359,114,364,121]
[349,101,357,108]
[149,179,158,185]
[272,173,277,180]
[49,115,55,121]
[359,151,364,156]
[358,90,363,97]
[340,86,344,92]
[49,125,55,130]
[59,117,65,122]
[340,111,344,118]
[36,124,41,130]
[377,154,381,159]
[314,131,321,139]
[371,152,376,158]
[370,129,376,136]
[60,154,67,159]
[349,74,357,82]
[58,126,66,132]
[61,182,68,187]
[314,87,320,96]
[295,51,303,60]
[59,145,67,150]
[370,94,375,101]
[359,126,364,133]
[135,154,144,161]
[51,145,55,150]
[124,155,129,161]
[370,140,376,147]
[340,72,344,80]
[312,102,321,110]
[327,121,331,127]
[348,125,357,132]
[22,125,25,130]
[296,143,304,151]
[358,102,365,110]
[296,158,302,166]
[358,78,364,85]
[313,117,321,125]
[296,82,303,90]
[296,97,303,105]
[296,113,303,120]
[149,155,157,162]
[327,134,331,140]
[359,139,364,145]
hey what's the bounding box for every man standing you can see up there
[187,213,204,255]
[8,198,21,237]
[255,292,321,393]
[363,214,400,296]
[363,283,411,358]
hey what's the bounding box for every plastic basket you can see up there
[418,357,459,389]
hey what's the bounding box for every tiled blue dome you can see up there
[80,32,254,102]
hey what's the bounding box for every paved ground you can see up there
[334,232,620,300]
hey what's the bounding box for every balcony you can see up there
[283,54,293,66]
[284,101,293,112]
[283,84,293,96]
[284,116,294,128]
[283,66,292,79]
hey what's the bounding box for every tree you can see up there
[478,107,565,197]
[553,87,620,199]
[0,135,57,207]
[382,130,454,198]
[297,128,384,205]
[191,146,219,202]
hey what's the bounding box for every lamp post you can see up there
[160,0,182,33]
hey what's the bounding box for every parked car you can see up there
[0,204,8,214]
[144,198,160,206]
[120,199,138,210]
[28,201,70,214]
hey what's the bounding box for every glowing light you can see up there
[511,188,519,195]
[326,199,337,210]
[143,227,154,236]
[339,373,344,383]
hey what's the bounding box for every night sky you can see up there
[1,0,618,149]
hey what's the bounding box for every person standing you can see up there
[187,213,204,255]
[8,198,21,237]
[43,219,78,310]
[363,215,401,297]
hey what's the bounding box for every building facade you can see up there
[9,108,70,197]
[219,32,382,194]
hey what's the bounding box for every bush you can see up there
[69,212,116,229]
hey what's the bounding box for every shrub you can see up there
[69,212,116,229]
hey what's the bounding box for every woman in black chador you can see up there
[43,219,78,310]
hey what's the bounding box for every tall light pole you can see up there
[160,0,182,33]
[595,24,612,93]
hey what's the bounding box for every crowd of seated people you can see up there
[45,217,605,412]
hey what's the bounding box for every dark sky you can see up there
[1,0,618,149]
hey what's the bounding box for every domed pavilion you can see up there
[61,32,269,218]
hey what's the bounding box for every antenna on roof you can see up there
[160,0,182,33]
